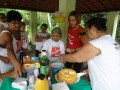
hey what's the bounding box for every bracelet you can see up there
[79,32,86,35]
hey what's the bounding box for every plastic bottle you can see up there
[35,74,48,90]
[39,50,49,76]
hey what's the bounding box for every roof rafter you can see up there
[0,0,120,13]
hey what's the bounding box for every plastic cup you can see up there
[34,68,39,79]
[28,75,35,84]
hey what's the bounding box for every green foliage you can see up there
[0,8,10,14]
[81,12,107,23]
[50,13,58,28]
[80,13,107,28]
[37,12,58,33]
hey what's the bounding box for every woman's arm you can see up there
[79,29,90,45]
[60,43,100,63]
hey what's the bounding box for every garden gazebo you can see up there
[0,0,120,44]
[0,0,120,14]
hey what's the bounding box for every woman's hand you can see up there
[13,61,23,78]
[59,54,65,63]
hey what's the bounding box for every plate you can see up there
[50,62,64,70]
[77,72,86,77]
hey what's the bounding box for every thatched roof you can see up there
[0,0,120,13]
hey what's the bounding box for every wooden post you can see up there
[29,11,37,44]
[106,11,119,39]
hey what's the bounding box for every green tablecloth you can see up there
[0,73,27,90]
[0,76,91,90]
[51,75,91,90]
[0,78,19,90]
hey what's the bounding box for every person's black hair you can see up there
[68,11,81,24]
[41,23,48,28]
[7,10,22,22]
[85,17,107,31]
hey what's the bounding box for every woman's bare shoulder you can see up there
[0,31,13,44]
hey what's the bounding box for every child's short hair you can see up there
[51,27,62,36]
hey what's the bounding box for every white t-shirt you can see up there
[0,22,8,28]
[0,30,22,73]
[20,31,29,49]
[41,38,65,64]
[88,35,120,90]
[35,32,49,51]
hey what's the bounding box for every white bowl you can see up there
[50,62,64,70]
